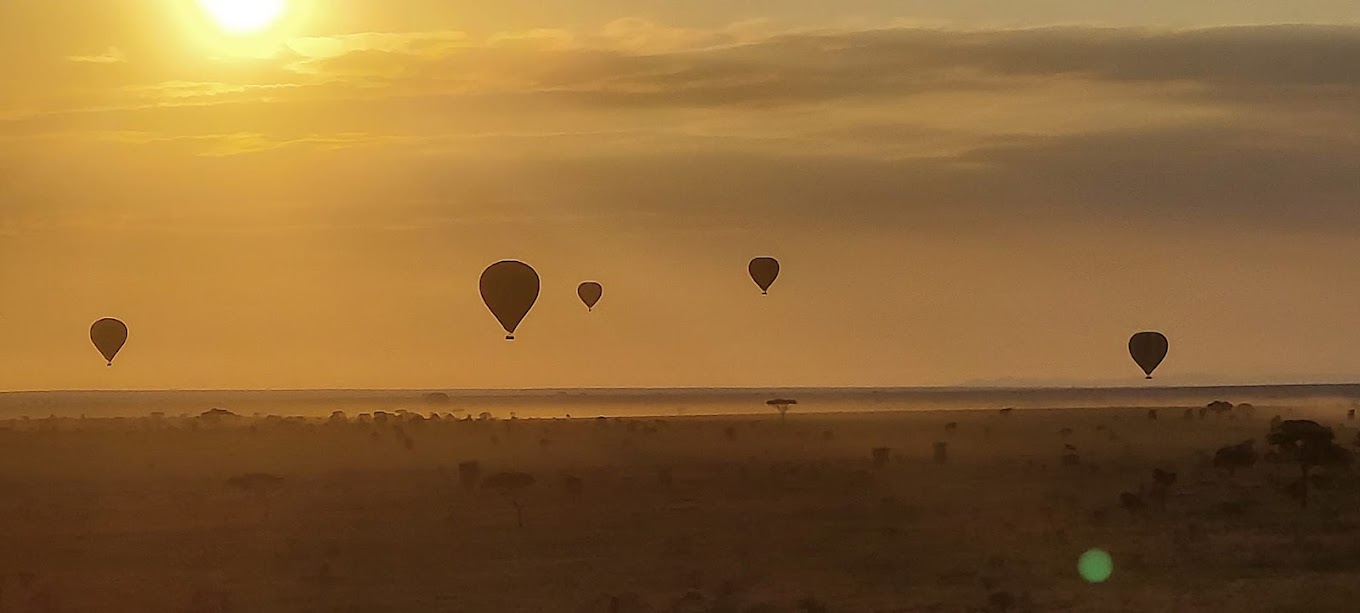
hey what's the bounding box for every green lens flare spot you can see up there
[1078,549,1113,583]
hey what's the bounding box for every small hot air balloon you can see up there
[1129,331,1169,379]
[578,281,603,312]
[90,318,128,366]
[749,257,780,295]
[480,261,540,340]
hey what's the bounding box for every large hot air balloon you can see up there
[749,257,780,295]
[480,261,540,340]
[90,318,128,366]
[577,281,603,312]
[1128,331,1169,379]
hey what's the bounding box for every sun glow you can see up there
[199,0,287,34]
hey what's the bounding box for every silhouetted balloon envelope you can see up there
[90,318,128,366]
[1129,331,1169,379]
[749,257,780,295]
[480,261,540,340]
[578,281,603,312]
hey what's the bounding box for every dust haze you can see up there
[3,388,1360,611]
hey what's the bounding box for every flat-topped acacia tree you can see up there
[766,399,798,420]
[1268,420,1353,509]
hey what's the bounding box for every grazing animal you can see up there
[1350,409,1357,421]
[944,422,958,432]
[1147,409,1158,421]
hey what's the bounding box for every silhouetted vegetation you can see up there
[1214,440,1258,476]
[482,471,536,528]
[1207,400,1234,418]
[871,447,891,469]
[458,460,482,492]
[1267,420,1353,508]
[766,398,798,420]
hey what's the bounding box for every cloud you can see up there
[67,47,126,64]
[280,23,1360,111]
[1,21,1356,237]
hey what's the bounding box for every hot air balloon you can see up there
[90,318,128,366]
[1129,331,1168,379]
[749,257,780,295]
[480,261,540,340]
[578,281,603,312]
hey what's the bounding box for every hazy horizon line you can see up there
[5,382,1360,395]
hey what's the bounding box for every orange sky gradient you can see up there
[1,1,1359,390]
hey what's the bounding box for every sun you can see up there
[199,0,287,34]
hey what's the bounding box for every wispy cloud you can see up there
[67,47,126,64]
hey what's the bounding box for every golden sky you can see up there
[1,1,1358,390]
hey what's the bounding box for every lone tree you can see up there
[1213,440,1258,476]
[871,447,892,469]
[933,441,948,465]
[1150,468,1177,510]
[457,460,482,492]
[481,471,536,527]
[766,398,798,420]
[1267,420,1353,509]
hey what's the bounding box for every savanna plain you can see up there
[2,392,1359,613]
